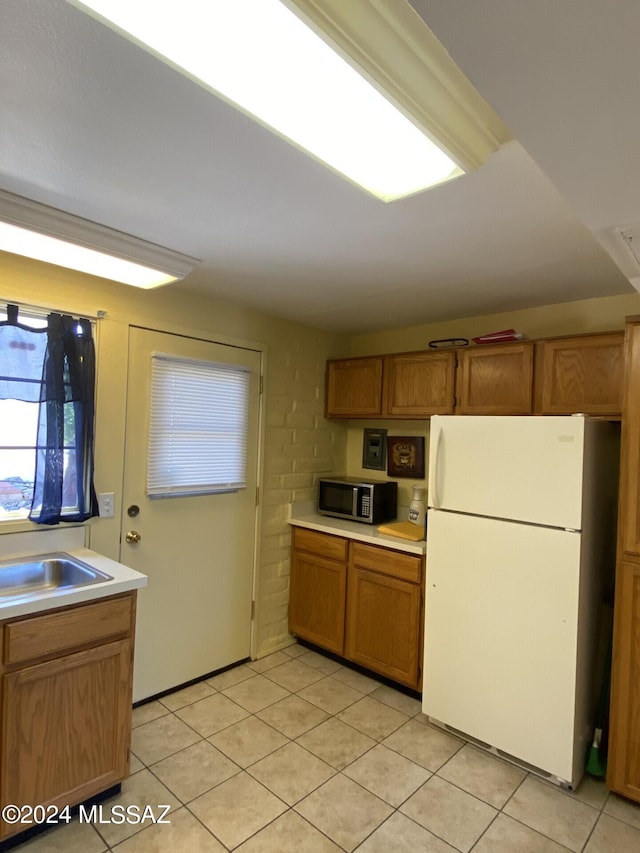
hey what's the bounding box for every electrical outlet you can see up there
[98,492,115,518]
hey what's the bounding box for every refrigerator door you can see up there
[423,509,581,784]
[428,415,585,529]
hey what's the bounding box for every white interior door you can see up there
[122,327,261,701]
[428,415,585,528]
[423,509,581,782]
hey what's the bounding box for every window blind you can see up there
[147,353,250,497]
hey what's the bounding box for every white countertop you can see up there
[0,526,147,620]
[289,503,426,555]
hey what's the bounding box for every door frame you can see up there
[120,320,267,663]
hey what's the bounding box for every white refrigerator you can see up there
[422,415,619,788]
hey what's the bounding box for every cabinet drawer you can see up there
[293,527,348,563]
[351,542,422,583]
[3,594,134,666]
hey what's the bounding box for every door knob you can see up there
[125,530,141,544]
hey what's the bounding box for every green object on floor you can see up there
[586,639,612,778]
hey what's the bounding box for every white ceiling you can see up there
[0,0,637,333]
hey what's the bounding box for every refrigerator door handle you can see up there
[430,426,444,509]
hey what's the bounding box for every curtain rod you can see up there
[2,300,107,321]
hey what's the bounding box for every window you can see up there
[0,305,98,523]
[147,353,250,498]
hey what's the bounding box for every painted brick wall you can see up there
[256,335,347,656]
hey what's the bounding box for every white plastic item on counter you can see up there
[408,485,426,526]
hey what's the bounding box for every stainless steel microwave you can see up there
[317,477,397,524]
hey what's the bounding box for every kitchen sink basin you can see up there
[0,552,113,599]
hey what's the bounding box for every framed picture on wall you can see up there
[387,436,425,478]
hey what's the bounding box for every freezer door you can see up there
[423,510,581,783]
[428,415,585,528]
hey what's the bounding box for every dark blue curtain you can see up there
[30,313,98,523]
[0,307,98,524]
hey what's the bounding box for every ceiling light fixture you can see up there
[0,190,198,288]
[69,0,511,202]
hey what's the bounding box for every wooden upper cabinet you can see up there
[325,357,383,417]
[621,322,640,557]
[383,351,455,417]
[456,342,534,415]
[538,333,624,416]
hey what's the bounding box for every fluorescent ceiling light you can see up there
[0,191,197,288]
[69,0,511,202]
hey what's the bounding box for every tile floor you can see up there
[14,643,640,852]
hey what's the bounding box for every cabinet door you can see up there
[457,343,534,415]
[540,333,624,415]
[1,639,132,839]
[289,549,347,654]
[383,352,455,417]
[325,357,383,417]
[345,566,422,689]
[621,323,640,557]
[607,560,640,801]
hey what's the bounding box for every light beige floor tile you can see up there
[263,658,326,691]
[297,649,344,675]
[175,692,249,737]
[343,743,430,806]
[503,775,598,852]
[208,715,288,768]
[248,741,336,805]
[567,775,609,810]
[369,684,423,716]
[132,700,169,728]
[473,813,571,852]
[357,811,458,852]
[222,673,290,712]
[296,717,376,770]
[281,642,307,658]
[295,774,393,852]
[91,769,180,847]
[383,718,463,771]
[17,818,107,853]
[604,792,640,829]
[246,650,292,672]
[206,663,255,690]
[111,806,226,852]
[235,809,342,852]
[297,675,364,714]
[150,739,239,802]
[584,812,640,852]
[131,713,201,765]
[337,696,409,741]
[400,776,497,853]
[158,680,216,711]
[332,666,380,694]
[256,693,329,738]
[129,752,144,773]
[190,772,287,849]
[437,743,526,808]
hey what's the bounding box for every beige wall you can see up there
[0,251,348,656]
[348,292,640,356]
[344,291,640,501]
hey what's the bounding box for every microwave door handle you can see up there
[352,487,358,517]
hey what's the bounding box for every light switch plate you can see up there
[98,492,115,518]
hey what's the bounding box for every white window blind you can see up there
[147,353,250,497]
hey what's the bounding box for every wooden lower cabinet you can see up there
[608,560,640,801]
[0,592,136,841]
[289,528,424,690]
[289,528,347,655]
